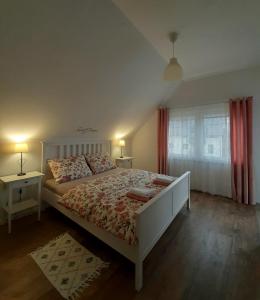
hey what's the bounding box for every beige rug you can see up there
[30,233,109,299]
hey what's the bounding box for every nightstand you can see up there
[0,171,44,233]
[115,157,135,169]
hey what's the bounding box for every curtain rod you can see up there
[169,100,229,110]
[166,97,253,110]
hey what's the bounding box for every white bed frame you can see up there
[41,138,190,291]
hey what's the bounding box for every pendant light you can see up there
[163,32,183,81]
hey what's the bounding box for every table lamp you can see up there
[119,139,125,158]
[14,143,28,176]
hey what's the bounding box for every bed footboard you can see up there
[134,171,190,290]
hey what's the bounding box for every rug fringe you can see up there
[68,261,110,300]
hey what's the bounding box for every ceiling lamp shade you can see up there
[164,57,183,80]
[163,32,183,81]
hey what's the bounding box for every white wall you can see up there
[166,67,260,108]
[132,66,260,203]
[132,110,158,172]
[0,0,170,143]
[0,0,171,223]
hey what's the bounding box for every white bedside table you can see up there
[0,171,44,233]
[115,157,135,169]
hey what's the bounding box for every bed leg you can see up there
[135,260,143,291]
[187,197,191,210]
[187,172,191,210]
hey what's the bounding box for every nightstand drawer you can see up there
[11,177,39,189]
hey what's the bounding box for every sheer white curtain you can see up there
[168,103,231,197]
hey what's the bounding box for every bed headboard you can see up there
[41,138,111,174]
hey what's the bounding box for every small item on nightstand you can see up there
[14,143,28,176]
[119,139,125,158]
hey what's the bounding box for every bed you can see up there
[41,138,190,291]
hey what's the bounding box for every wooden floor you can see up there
[1,192,260,300]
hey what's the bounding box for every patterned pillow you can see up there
[85,153,116,174]
[48,155,92,184]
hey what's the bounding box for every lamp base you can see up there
[17,172,26,176]
[120,156,123,158]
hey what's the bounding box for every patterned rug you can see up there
[30,233,109,299]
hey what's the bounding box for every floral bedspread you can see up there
[58,169,166,245]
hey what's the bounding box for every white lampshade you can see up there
[119,139,125,147]
[14,143,28,153]
[163,57,183,80]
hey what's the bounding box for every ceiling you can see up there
[0,0,173,142]
[113,0,260,79]
[1,0,259,144]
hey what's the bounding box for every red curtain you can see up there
[158,107,169,174]
[230,97,254,205]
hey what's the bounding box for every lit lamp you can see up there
[14,143,28,176]
[119,139,125,158]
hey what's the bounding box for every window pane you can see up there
[169,117,195,158]
[168,103,230,163]
[202,116,229,161]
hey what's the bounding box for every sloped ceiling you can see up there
[113,0,260,80]
[0,0,174,142]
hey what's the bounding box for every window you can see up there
[168,103,231,198]
[168,103,230,163]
